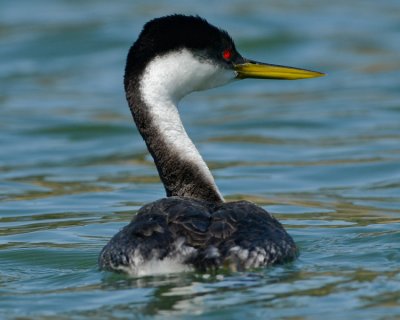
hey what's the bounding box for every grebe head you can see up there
[124,15,324,101]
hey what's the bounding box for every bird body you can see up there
[99,15,323,275]
[99,197,297,275]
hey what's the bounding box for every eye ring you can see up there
[222,49,232,61]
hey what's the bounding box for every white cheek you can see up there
[141,49,236,102]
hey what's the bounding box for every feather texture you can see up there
[99,197,297,274]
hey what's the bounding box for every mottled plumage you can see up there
[99,197,297,274]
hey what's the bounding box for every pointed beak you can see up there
[234,59,325,80]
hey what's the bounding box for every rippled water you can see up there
[1,1,400,319]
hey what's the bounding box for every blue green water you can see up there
[1,1,400,319]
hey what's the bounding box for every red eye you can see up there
[222,49,232,61]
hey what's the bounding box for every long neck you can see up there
[125,56,224,203]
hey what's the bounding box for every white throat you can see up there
[139,49,236,200]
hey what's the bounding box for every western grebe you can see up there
[99,15,324,275]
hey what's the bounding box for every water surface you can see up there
[1,1,400,319]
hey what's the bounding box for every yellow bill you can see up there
[234,60,325,80]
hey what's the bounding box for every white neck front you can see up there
[137,49,236,201]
